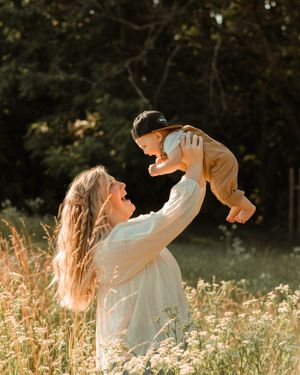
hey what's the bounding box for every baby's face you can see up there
[135,132,162,157]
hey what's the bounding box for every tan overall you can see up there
[181,125,244,208]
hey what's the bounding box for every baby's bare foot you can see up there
[226,207,241,223]
[235,205,256,224]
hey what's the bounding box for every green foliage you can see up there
[0,199,53,242]
[0,0,299,227]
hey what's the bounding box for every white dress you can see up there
[94,177,206,370]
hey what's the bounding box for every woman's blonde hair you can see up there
[53,165,112,312]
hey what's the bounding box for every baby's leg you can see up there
[234,196,256,224]
[209,153,245,222]
[226,207,241,223]
[205,139,256,224]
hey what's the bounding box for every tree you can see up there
[0,0,299,231]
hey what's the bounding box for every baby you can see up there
[131,110,256,224]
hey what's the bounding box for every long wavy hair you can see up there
[52,165,112,312]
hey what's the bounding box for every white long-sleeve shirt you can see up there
[94,177,206,370]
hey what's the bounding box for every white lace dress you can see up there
[94,177,206,370]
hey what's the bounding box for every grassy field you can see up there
[170,224,300,294]
[0,214,300,374]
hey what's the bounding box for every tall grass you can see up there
[0,221,96,374]
[0,220,299,374]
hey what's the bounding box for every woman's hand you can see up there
[180,132,205,185]
[180,132,203,166]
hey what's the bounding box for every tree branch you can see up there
[154,45,181,106]
[126,63,152,107]
[209,37,227,112]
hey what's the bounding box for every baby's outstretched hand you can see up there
[148,163,159,177]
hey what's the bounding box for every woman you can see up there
[53,133,206,370]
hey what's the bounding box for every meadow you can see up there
[0,208,300,374]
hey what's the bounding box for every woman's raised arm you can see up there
[95,134,206,286]
[181,132,205,186]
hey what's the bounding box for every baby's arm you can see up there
[149,146,184,176]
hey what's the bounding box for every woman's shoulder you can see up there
[103,213,154,242]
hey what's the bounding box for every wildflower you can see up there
[242,340,250,345]
[217,342,227,351]
[278,302,290,314]
[205,314,216,324]
[179,363,194,374]
[243,298,258,307]
[205,343,215,353]
[123,356,146,373]
[267,290,277,301]
[274,284,290,294]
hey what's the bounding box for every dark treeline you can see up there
[0,0,299,234]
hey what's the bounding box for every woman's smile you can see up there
[107,178,136,225]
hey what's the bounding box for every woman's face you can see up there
[106,177,136,226]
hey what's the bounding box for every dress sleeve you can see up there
[95,177,206,286]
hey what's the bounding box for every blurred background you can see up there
[1,4,300,372]
[0,0,299,244]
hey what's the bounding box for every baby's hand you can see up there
[149,163,159,176]
[155,157,163,164]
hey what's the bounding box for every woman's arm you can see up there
[96,134,205,285]
[181,132,205,186]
